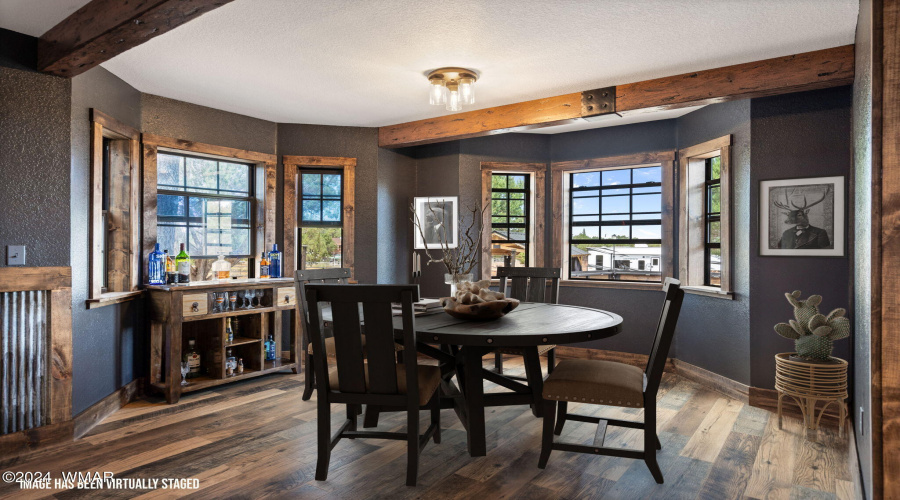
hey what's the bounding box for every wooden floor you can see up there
[0,358,862,499]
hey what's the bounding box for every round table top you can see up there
[406,302,623,348]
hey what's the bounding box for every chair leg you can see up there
[655,433,662,450]
[554,401,567,436]
[346,404,358,439]
[302,354,315,401]
[363,405,380,428]
[406,406,420,487]
[644,401,663,484]
[431,393,441,444]
[546,348,556,374]
[315,395,332,481]
[494,351,503,374]
[538,399,556,469]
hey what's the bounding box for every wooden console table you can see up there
[147,278,299,403]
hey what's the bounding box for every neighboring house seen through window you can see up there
[490,173,530,276]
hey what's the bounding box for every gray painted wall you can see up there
[748,87,853,390]
[70,66,144,414]
[851,0,875,495]
[376,147,416,284]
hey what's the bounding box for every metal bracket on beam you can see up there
[581,87,616,118]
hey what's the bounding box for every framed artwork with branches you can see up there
[413,197,459,249]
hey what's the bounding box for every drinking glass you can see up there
[242,290,252,308]
[254,289,264,307]
[229,292,238,311]
[180,361,190,386]
[214,292,225,313]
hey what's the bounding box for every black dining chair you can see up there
[537,278,684,483]
[305,283,442,486]
[493,267,561,378]
[295,268,351,401]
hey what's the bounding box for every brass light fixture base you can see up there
[427,67,478,85]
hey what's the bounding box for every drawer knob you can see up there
[191,302,199,312]
[284,295,291,303]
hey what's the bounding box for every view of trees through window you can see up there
[705,156,722,286]
[490,173,529,276]
[299,170,343,269]
[156,152,253,257]
[568,166,662,282]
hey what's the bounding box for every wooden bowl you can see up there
[440,297,520,321]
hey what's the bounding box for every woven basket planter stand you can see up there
[774,352,848,436]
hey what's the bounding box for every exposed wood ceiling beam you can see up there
[38,0,234,78]
[378,44,854,148]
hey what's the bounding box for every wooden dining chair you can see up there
[493,267,561,378]
[537,278,684,484]
[305,283,442,486]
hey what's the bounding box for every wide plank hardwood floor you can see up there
[0,358,862,499]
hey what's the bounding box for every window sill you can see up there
[682,286,734,300]
[87,290,144,309]
[560,280,662,291]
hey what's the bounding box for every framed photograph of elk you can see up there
[759,176,845,257]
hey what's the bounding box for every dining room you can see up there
[0,0,896,498]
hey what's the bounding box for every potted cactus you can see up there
[774,290,850,362]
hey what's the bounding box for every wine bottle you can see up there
[165,250,176,284]
[226,318,234,343]
[148,243,165,285]
[259,251,270,279]
[268,244,282,278]
[184,339,201,379]
[175,243,191,283]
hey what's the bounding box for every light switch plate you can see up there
[7,245,25,266]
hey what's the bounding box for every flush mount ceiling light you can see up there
[427,67,478,112]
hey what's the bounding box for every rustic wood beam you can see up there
[37,0,234,78]
[378,45,854,148]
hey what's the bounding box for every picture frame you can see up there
[759,175,845,257]
[413,196,458,250]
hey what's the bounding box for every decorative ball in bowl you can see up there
[441,280,520,321]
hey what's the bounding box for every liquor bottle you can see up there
[265,333,277,361]
[175,243,191,283]
[212,255,231,281]
[226,318,234,343]
[259,251,270,279]
[184,339,201,379]
[165,250,177,284]
[225,348,236,377]
[148,243,165,285]
[268,244,282,278]
[237,358,244,375]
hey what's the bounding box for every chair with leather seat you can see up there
[304,283,441,486]
[493,266,561,378]
[537,278,684,484]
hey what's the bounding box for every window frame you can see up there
[551,151,675,290]
[142,133,277,283]
[489,172,532,276]
[283,156,356,279]
[480,162,547,281]
[88,109,142,308]
[678,135,733,298]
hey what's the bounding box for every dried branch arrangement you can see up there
[411,201,488,278]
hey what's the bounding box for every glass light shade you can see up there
[429,79,446,105]
[446,89,463,111]
[459,77,475,105]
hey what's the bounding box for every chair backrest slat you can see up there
[362,301,400,394]
[295,268,352,348]
[497,267,561,305]
[331,300,367,394]
[644,278,684,396]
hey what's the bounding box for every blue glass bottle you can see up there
[268,244,283,278]
[265,334,277,361]
[148,243,165,285]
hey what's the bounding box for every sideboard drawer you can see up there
[182,293,208,317]
[277,287,296,307]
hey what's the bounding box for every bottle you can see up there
[265,333,277,361]
[165,250,177,284]
[184,339,201,379]
[268,244,282,278]
[212,255,231,281]
[175,243,191,283]
[259,251,270,279]
[237,358,244,375]
[148,243,165,285]
[225,348,236,377]
[226,318,234,343]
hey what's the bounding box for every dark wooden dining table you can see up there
[324,301,623,457]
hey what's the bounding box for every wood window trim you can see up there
[550,151,676,289]
[283,156,356,279]
[141,134,277,283]
[89,109,141,308]
[480,162,547,281]
[678,135,733,296]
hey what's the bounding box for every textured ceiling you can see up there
[0,0,91,37]
[2,0,857,130]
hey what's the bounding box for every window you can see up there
[567,165,663,282]
[490,173,530,276]
[88,109,142,307]
[678,135,732,296]
[156,152,254,258]
[299,169,343,269]
[479,162,547,280]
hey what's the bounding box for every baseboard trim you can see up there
[673,359,749,404]
[73,379,141,439]
[0,421,74,461]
